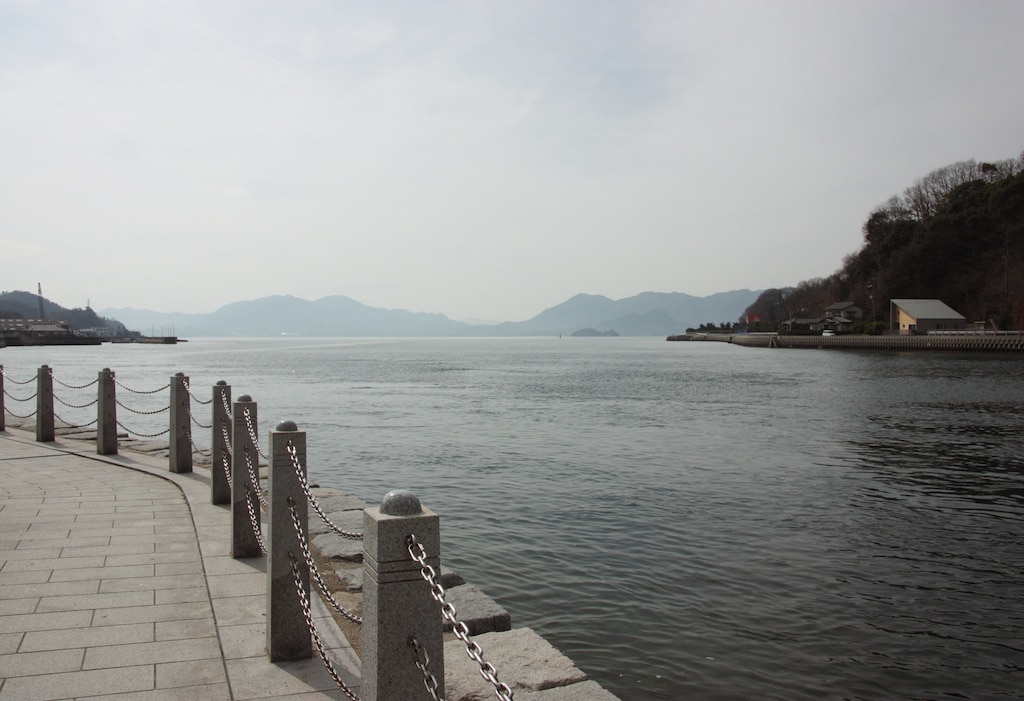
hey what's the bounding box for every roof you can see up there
[891,299,965,320]
[824,301,860,311]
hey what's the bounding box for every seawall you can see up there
[727,333,1024,352]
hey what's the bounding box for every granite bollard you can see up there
[211,381,231,504]
[97,368,117,455]
[168,372,192,473]
[231,395,262,558]
[363,489,444,701]
[36,365,54,442]
[266,420,312,662]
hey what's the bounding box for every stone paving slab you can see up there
[0,428,360,700]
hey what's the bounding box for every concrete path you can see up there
[0,428,360,701]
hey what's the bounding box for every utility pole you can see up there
[37,283,44,320]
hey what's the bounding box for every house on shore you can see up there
[890,299,966,334]
[823,302,863,320]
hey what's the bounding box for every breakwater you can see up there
[670,332,1024,352]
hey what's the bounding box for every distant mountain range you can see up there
[100,290,760,337]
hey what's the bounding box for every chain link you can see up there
[189,410,213,430]
[243,481,267,553]
[243,407,269,459]
[244,447,269,507]
[221,422,233,457]
[52,375,98,390]
[287,553,361,700]
[287,497,363,625]
[54,413,98,430]
[3,407,37,419]
[3,389,38,402]
[410,637,444,701]
[116,420,170,439]
[116,398,170,415]
[0,369,35,385]
[190,437,212,457]
[182,378,213,405]
[287,442,363,540]
[408,536,515,701]
[114,377,171,394]
[220,391,233,419]
[54,394,98,410]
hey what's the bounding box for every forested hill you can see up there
[0,291,129,334]
[745,152,1024,330]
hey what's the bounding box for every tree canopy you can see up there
[745,152,1024,330]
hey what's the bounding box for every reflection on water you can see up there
[2,340,1023,699]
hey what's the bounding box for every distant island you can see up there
[572,328,620,337]
[2,289,761,339]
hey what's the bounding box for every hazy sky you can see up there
[3,1,1022,322]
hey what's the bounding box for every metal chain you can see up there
[190,437,212,457]
[244,447,269,507]
[3,407,37,419]
[287,442,363,540]
[54,413,98,430]
[0,369,35,385]
[220,391,233,419]
[243,481,267,553]
[408,536,515,701]
[243,407,269,459]
[221,422,233,456]
[52,375,98,390]
[287,553,361,700]
[410,637,444,701]
[182,378,213,405]
[3,389,38,402]
[116,420,170,439]
[116,398,170,415]
[189,410,213,430]
[114,377,171,394]
[287,497,363,625]
[54,394,98,410]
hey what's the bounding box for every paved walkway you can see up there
[0,428,360,701]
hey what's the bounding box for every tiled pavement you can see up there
[0,428,361,700]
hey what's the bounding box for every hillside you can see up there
[0,291,130,335]
[103,289,761,337]
[745,152,1024,330]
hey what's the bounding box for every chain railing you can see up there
[288,498,362,624]
[245,448,269,507]
[1,368,36,385]
[244,407,270,460]
[287,553,360,701]
[287,443,363,540]
[244,481,268,554]
[183,378,213,405]
[408,535,515,701]
[52,375,98,390]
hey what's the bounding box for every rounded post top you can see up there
[238,394,253,402]
[216,380,227,386]
[380,490,422,516]
[175,372,185,377]
[276,420,299,432]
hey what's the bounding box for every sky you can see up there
[2,1,1023,323]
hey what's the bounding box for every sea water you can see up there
[3,337,1023,700]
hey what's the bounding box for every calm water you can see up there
[4,338,1024,700]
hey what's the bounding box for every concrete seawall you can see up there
[727,333,1024,352]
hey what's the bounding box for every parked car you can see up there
[822,329,835,336]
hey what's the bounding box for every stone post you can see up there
[231,395,262,558]
[211,381,231,505]
[0,365,5,432]
[96,368,117,455]
[266,421,311,662]
[36,365,55,442]
[168,373,192,473]
[363,490,444,701]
